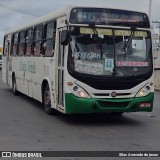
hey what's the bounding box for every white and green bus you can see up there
[2,5,154,115]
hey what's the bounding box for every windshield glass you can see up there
[68,27,152,78]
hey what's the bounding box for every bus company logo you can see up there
[2,152,12,157]
[111,91,117,98]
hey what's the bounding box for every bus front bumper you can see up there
[65,93,154,114]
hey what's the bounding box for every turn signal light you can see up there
[150,82,153,86]
[67,82,73,86]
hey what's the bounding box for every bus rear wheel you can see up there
[43,84,55,115]
[12,77,19,95]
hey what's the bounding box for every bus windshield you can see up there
[68,27,152,78]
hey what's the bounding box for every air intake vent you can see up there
[94,93,110,96]
[94,93,131,97]
[98,101,130,108]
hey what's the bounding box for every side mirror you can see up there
[61,30,69,45]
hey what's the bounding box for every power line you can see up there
[0,4,41,17]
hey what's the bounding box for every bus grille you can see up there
[94,93,131,97]
[98,101,130,108]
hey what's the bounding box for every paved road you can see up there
[0,72,160,159]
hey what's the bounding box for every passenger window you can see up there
[33,25,42,56]
[18,31,25,56]
[25,28,33,56]
[12,33,18,56]
[3,37,8,56]
[43,21,56,57]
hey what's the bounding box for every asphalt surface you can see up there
[0,71,160,160]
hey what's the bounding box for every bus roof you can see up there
[5,7,68,35]
[5,5,149,35]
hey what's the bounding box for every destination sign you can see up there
[80,28,147,37]
[80,28,112,35]
[70,8,150,28]
[115,30,147,37]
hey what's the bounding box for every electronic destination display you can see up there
[70,8,150,28]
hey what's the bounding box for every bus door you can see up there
[3,35,11,85]
[56,28,66,109]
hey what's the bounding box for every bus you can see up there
[2,5,154,115]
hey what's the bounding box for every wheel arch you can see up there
[12,71,16,82]
[11,71,19,95]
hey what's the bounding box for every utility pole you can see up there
[149,0,152,20]
[152,21,160,47]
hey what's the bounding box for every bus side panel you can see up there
[28,81,33,98]
[12,57,21,92]
[31,57,44,102]
[2,35,11,85]
[10,52,56,105]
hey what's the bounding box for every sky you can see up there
[0,0,159,47]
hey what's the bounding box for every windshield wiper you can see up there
[89,23,103,58]
[123,27,137,55]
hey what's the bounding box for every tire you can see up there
[43,84,56,115]
[12,77,19,95]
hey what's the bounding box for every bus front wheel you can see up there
[43,84,55,115]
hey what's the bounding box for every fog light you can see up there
[73,86,78,91]
[145,86,150,90]
[139,103,151,108]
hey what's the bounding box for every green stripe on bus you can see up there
[65,93,154,114]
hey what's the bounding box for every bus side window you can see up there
[43,21,56,57]
[25,28,33,56]
[33,25,42,56]
[17,31,25,56]
[12,33,18,56]
[3,36,8,57]
[10,35,14,56]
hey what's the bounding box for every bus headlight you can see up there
[72,85,90,98]
[79,91,87,98]
[136,85,151,97]
[139,90,146,97]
